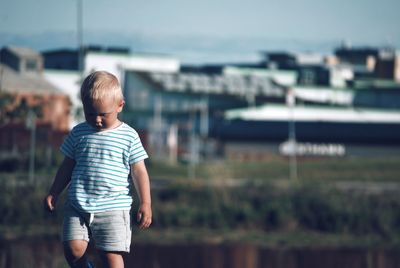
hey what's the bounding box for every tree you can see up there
[0,93,42,126]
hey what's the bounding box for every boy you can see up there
[44,71,152,268]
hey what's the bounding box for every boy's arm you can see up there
[44,156,75,212]
[131,160,152,229]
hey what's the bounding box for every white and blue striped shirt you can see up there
[61,122,148,213]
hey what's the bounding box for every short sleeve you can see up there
[129,136,148,164]
[60,130,75,160]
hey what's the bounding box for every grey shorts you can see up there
[62,202,132,252]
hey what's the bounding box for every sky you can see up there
[0,0,399,63]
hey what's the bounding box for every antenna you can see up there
[77,0,84,77]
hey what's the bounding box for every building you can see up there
[0,46,70,154]
[122,67,288,160]
[42,45,131,71]
[219,104,400,159]
[39,44,400,161]
[43,69,82,127]
[334,46,378,75]
[42,45,181,128]
[42,49,80,70]
[1,46,44,74]
[374,48,400,81]
[261,51,343,87]
[123,69,287,122]
[84,49,179,82]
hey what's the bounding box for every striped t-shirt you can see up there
[61,122,148,213]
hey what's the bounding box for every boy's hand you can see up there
[44,194,57,212]
[137,203,152,229]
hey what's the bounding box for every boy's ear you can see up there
[117,100,125,112]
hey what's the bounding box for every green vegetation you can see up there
[1,156,400,248]
[148,156,400,182]
[146,180,400,245]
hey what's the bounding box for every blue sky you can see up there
[0,0,399,63]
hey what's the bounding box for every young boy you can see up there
[44,71,152,268]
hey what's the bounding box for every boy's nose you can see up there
[95,116,102,126]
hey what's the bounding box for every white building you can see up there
[44,49,180,129]
[84,51,180,82]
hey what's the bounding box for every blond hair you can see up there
[80,71,124,104]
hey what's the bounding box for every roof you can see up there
[138,71,285,98]
[42,49,78,56]
[293,86,354,106]
[225,104,400,124]
[6,47,41,59]
[351,79,400,90]
[0,63,63,95]
[335,47,379,58]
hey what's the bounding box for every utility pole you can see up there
[77,0,84,76]
[152,94,163,160]
[26,109,36,184]
[200,95,209,138]
[287,88,298,182]
[188,109,197,179]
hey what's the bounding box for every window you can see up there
[25,59,38,71]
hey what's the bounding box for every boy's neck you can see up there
[91,120,123,132]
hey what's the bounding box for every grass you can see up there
[2,224,395,249]
[296,157,400,183]
[146,155,400,183]
[2,154,400,184]
[131,227,400,249]
[2,155,400,249]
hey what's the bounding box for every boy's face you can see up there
[83,98,124,131]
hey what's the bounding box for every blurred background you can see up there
[1,0,400,267]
